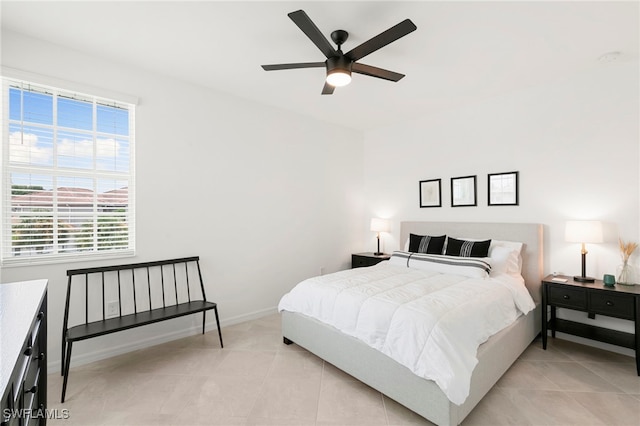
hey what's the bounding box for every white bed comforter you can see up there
[277,262,535,405]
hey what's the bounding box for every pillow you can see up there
[490,240,524,274]
[407,234,446,254]
[445,237,491,257]
[451,237,522,255]
[445,237,523,273]
[388,251,411,267]
[489,246,521,276]
[491,239,523,253]
[390,251,491,278]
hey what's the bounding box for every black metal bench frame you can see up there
[60,256,223,403]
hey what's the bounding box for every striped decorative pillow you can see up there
[445,237,491,258]
[389,251,491,278]
[408,233,446,254]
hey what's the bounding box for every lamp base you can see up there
[374,252,384,256]
[573,275,596,283]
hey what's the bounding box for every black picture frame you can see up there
[488,171,519,206]
[451,175,477,207]
[419,179,441,208]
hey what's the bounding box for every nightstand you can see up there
[352,252,391,268]
[541,275,640,375]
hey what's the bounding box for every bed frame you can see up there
[282,222,543,426]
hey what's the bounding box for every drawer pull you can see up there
[563,295,570,300]
[35,352,45,361]
[25,385,37,394]
[606,301,614,306]
[24,346,33,356]
[37,311,44,320]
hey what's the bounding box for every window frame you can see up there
[1,77,136,267]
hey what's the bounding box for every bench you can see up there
[60,256,222,403]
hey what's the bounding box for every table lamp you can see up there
[565,220,603,282]
[370,218,390,256]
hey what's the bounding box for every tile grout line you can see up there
[316,360,325,426]
[380,392,391,426]
[577,360,635,395]
[242,346,279,423]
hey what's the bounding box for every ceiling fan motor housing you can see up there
[326,55,353,74]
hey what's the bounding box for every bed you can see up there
[279,221,543,426]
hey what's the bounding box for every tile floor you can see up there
[48,313,640,425]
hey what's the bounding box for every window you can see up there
[2,78,135,265]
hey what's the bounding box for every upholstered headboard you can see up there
[400,222,544,303]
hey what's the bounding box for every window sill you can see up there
[1,250,136,268]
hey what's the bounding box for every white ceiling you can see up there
[2,1,638,132]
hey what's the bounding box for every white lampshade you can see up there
[565,220,603,243]
[370,218,390,233]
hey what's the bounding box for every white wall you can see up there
[1,31,364,369]
[2,27,638,368]
[363,60,639,353]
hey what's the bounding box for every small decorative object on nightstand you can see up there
[352,252,391,268]
[603,274,616,287]
[541,274,640,375]
[617,238,637,285]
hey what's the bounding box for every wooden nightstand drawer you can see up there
[351,253,390,268]
[352,255,373,268]
[589,292,635,320]
[548,285,587,310]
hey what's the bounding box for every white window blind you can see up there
[1,78,135,265]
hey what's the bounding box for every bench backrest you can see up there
[63,256,207,329]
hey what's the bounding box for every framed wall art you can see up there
[419,179,441,208]
[451,175,477,207]
[488,171,519,206]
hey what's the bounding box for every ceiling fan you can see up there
[261,10,417,95]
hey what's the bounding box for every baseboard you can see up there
[48,306,278,372]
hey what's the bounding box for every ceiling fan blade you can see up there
[345,19,417,61]
[352,63,405,82]
[262,62,325,71]
[288,10,336,59]
[321,81,335,95]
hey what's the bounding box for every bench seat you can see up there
[66,301,218,342]
[60,256,222,403]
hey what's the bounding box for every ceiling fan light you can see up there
[326,55,353,87]
[326,70,352,87]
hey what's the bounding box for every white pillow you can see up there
[490,239,523,253]
[389,251,491,279]
[489,246,521,276]
[490,240,523,274]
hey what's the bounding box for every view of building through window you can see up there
[2,79,135,263]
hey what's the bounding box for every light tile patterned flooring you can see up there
[48,313,640,425]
